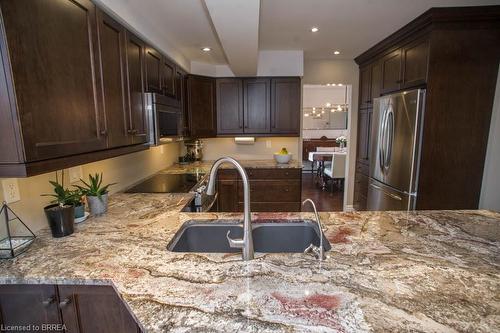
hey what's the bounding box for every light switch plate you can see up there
[2,178,21,203]
[69,166,83,184]
[266,140,272,148]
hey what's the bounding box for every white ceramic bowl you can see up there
[273,153,292,164]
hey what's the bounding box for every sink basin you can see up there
[167,219,331,253]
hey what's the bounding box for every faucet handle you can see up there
[226,230,244,249]
[304,243,326,260]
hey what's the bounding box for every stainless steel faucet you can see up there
[302,199,326,261]
[206,157,254,260]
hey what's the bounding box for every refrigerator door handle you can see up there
[379,107,388,173]
[384,107,395,170]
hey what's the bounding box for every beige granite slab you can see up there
[0,193,499,332]
[159,159,302,175]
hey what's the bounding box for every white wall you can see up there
[257,50,304,76]
[303,59,360,211]
[480,66,500,212]
[191,50,304,77]
[0,144,180,232]
[200,137,300,161]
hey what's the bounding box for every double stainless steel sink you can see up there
[167,219,331,254]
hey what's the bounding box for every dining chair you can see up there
[323,153,346,192]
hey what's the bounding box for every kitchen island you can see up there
[0,193,499,332]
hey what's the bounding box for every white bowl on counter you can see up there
[273,153,292,164]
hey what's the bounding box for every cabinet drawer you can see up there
[246,168,301,180]
[238,180,301,202]
[356,162,369,176]
[217,168,301,180]
[237,202,301,212]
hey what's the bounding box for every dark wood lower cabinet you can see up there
[216,168,302,212]
[0,284,62,332]
[353,171,368,211]
[0,284,140,333]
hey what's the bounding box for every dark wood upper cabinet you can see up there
[0,284,62,329]
[402,37,429,89]
[216,78,243,134]
[161,57,175,97]
[381,49,402,94]
[359,66,371,108]
[0,0,107,162]
[186,75,216,138]
[370,61,382,101]
[244,78,271,134]
[124,31,147,144]
[144,47,162,93]
[97,10,129,148]
[271,77,301,135]
[58,285,139,333]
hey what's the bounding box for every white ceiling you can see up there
[99,0,500,72]
[260,0,500,60]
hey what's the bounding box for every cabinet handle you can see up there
[128,129,138,135]
[100,129,107,136]
[59,297,72,308]
[284,188,289,192]
[42,296,55,307]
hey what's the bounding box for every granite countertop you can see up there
[160,159,302,174]
[1,193,499,332]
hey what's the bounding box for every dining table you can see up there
[308,151,347,190]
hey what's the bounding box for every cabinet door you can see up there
[125,32,147,144]
[0,0,107,161]
[356,109,371,163]
[217,180,238,212]
[97,10,129,148]
[216,78,243,134]
[371,61,382,101]
[0,284,62,330]
[161,56,175,97]
[58,285,139,333]
[187,75,216,138]
[271,78,301,135]
[359,66,372,108]
[353,171,368,211]
[381,49,402,94]
[402,38,429,88]
[144,47,162,93]
[244,78,271,134]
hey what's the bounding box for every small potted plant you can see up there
[42,171,75,238]
[67,188,85,219]
[336,136,347,149]
[76,173,116,216]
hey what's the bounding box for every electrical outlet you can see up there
[266,140,272,149]
[2,178,21,203]
[160,145,164,154]
[69,166,83,184]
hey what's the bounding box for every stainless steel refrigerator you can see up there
[367,89,426,211]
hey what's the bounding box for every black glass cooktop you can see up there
[125,173,205,193]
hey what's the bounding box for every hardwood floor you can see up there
[301,172,344,212]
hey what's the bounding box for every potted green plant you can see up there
[41,171,75,238]
[75,173,116,216]
[66,188,85,219]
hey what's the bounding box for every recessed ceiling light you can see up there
[332,83,337,86]
[326,83,331,86]
[325,102,332,107]
[333,50,340,55]
[338,83,343,86]
[202,47,211,52]
[311,27,319,32]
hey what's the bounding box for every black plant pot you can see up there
[44,204,75,238]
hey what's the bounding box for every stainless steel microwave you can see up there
[146,93,184,145]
